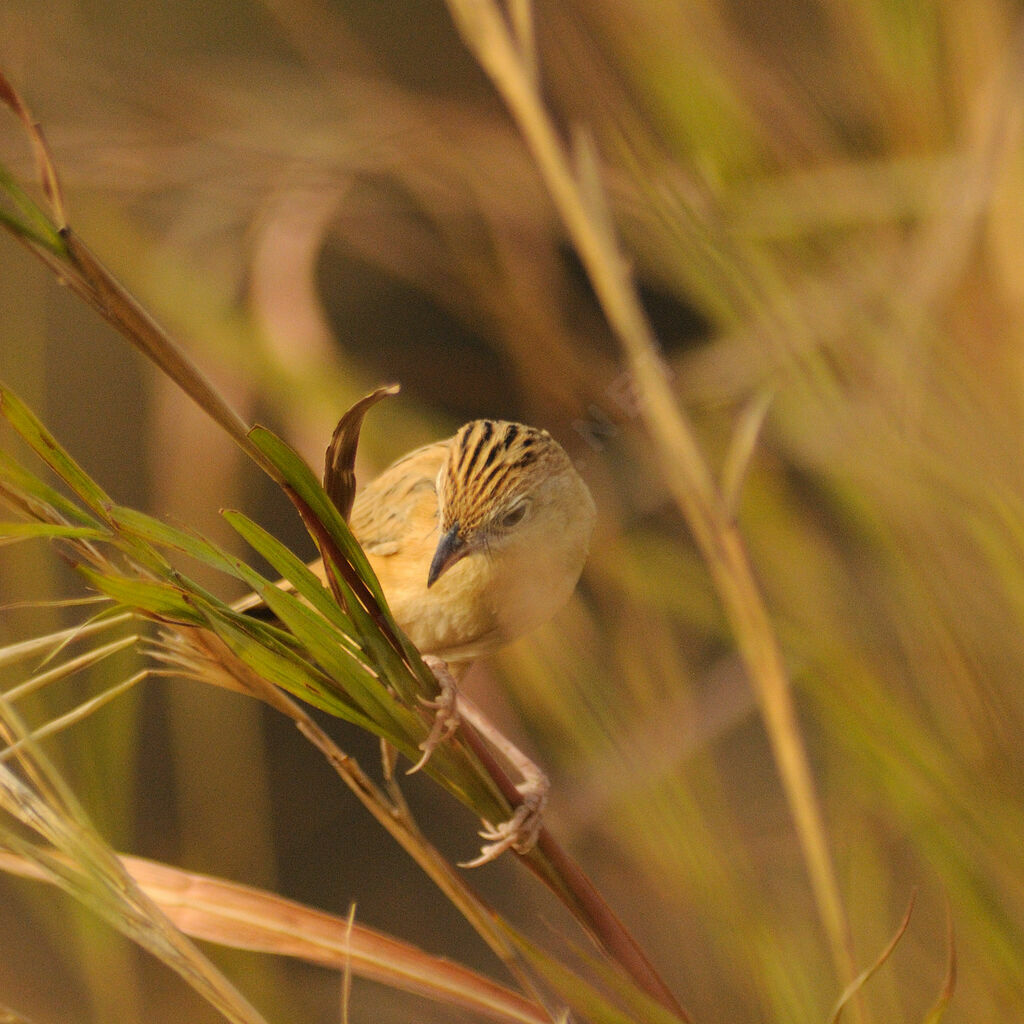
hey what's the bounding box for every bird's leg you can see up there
[408,655,549,865]
[407,654,463,774]
[456,695,550,867]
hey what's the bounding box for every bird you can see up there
[239,417,595,652]
[340,417,595,863]
[348,418,595,664]
[232,417,595,862]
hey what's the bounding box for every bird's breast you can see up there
[368,545,503,661]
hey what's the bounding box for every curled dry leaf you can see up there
[324,383,401,521]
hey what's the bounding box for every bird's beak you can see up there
[427,523,469,588]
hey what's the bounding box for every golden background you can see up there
[2,1,1024,1021]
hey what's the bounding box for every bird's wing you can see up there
[350,439,449,559]
[231,438,448,618]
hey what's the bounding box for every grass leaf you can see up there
[243,579,411,737]
[828,893,916,1024]
[221,509,356,635]
[0,384,114,519]
[246,425,429,701]
[248,426,383,602]
[0,450,104,529]
[189,596,376,726]
[76,568,204,625]
[0,522,107,544]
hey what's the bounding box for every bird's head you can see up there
[427,419,594,589]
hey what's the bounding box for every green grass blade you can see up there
[246,425,386,604]
[245,425,427,701]
[0,522,107,544]
[322,559,423,702]
[0,160,65,253]
[251,580,421,747]
[0,450,104,529]
[248,579,365,680]
[114,505,388,700]
[76,568,204,625]
[191,599,375,727]
[221,509,356,634]
[105,505,256,581]
[0,384,114,517]
[208,572,502,805]
[108,504,415,737]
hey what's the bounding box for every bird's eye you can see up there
[498,503,528,529]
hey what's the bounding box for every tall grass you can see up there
[3,0,1024,1021]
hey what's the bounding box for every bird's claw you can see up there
[460,775,550,867]
[407,654,461,774]
[407,655,551,866]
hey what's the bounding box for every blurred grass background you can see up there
[3,0,1024,1021]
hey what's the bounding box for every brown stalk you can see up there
[455,712,691,1022]
[443,0,857,1001]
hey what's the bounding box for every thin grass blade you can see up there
[0,450,105,529]
[0,670,146,762]
[76,568,205,625]
[105,505,251,580]
[221,509,356,634]
[828,893,917,1024]
[0,613,131,670]
[0,522,107,544]
[921,899,957,1024]
[0,384,115,518]
[3,634,138,703]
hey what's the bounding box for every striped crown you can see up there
[439,419,570,533]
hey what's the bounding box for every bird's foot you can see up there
[460,770,550,867]
[407,655,552,865]
[407,654,462,774]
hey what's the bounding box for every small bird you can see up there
[347,418,595,862]
[231,417,594,862]
[350,418,595,663]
